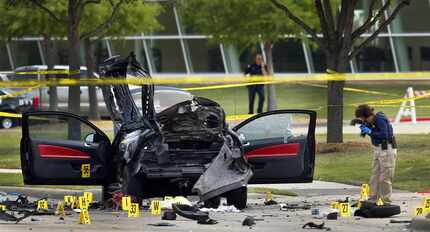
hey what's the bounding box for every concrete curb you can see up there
[0,186,102,200]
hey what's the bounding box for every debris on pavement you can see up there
[302,222,331,231]
[242,216,256,226]
[200,205,240,213]
[354,201,401,218]
[147,222,175,227]
[197,218,218,225]
[161,210,177,220]
[0,209,55,224]
[326,212,338,220]
[389,219,411,224]
[172,204,217,224]
[280,203,312,211]
[264,199,278,206]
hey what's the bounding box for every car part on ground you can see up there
[242,216,256,226]
[354,201,401,218]
[171,204,211,222]
[302,222,331,231]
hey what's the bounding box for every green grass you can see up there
[248,187,297,196]
[188,83,430,119]
[315,134,430,192]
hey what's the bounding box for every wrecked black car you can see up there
[20,54,316,209]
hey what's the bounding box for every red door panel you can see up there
[245,143,300,159]
[38,144,91,159]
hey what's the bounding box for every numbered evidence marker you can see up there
[37,199,49,211]
[0,204,6,211]
[79,196,89,210]
[330,202,340,209]
[84,192,93,205]
[121,196,132,211]
[339,203,351,217]
[151,200,161,215]
[81,164,91,178]
[376,198,384,206]
[424,197,430,213]
[64,195,73,205]
[415,207,425,216]
[78,209,91,224]
[128,203,140,218]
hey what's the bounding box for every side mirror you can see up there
[84,133,96,144]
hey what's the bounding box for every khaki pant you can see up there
[369,144,397,202]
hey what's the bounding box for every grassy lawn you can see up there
[187,83,430,119]
[315,134,430,192]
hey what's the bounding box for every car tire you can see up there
[1,118,13,129]
[203,196,221,209]
[226,186,247,210]
[121,165,144,204]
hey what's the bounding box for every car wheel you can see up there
[1,118,13,129]
[226,186,247,210]
[203,196,221,209]
[121,165,144,204]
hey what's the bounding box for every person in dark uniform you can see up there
[244,54,267,114]
[355,104,397,203]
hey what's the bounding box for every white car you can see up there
[10,65,193,116]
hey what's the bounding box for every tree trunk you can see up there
[84,38,100,120]
[326,55,347,143]
[68,0,81,139]
[263,41,277,111]
[41,36,58,111]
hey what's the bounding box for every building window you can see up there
[147,39,186,73]
[9,41,42,67]
[109,39,149,69]
[0,45,11,70]
[153,2,179,35]
[393,37,430,71]
[185,39,224,73]
[354,37,396,72]
[393,1,430,33]
[273,39,307,73]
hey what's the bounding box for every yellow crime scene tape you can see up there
[0,85,40,100]
[4,70,430,87]
[2,70,430,121]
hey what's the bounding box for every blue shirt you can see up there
[370,112,394,146]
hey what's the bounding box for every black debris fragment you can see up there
[264,200,278,206]
[389,219,411,224]
[302,222,331,231]
[0,210,55,224]
[172,204,209,221]
[198,218,218,225]
[147,222,175,227]
[161,210,177,221]
[326,212,338,220]
[242,216,256,226]
[354,201,400,218]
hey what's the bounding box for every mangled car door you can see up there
[233,110,316,184]
[20,111,112,185]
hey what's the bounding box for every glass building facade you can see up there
[1,1,430,75]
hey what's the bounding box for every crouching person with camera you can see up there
[355,104,397,203]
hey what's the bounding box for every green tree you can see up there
[0,1,67,111]
[80,1,162,119]
[179,0,318,111]
[270,0,411,143]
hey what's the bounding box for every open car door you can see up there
[233,110,316,184]
[20,111,112,185]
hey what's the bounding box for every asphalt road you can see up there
[0,182,425,232]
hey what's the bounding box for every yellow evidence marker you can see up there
[37,199,49,211]
[121,196,132,211]
[151,200,161,215]
[330,202,339,209]
[79,196,89,210]
[265,192,273,202]
[376,198,384,206]
[84,192,93,205]
[360,184,370,201]
[424,197,430,213]
[415,207,425,216]
[71,196,79,209]
[64,195,73,205]
[81,164,91,178]
[56,201,65,216]
[0,205,6,211]
[128,203,140,217]
[78,209,91,224]
[339,203,351,217]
